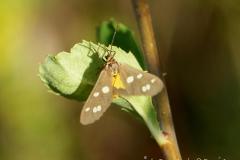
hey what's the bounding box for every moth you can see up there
[80,32,164,125]
[80,48,164,125]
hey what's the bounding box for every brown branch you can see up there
[131,0,182,159]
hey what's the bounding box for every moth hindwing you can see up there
[114,63,164,96]
[80,68,113,125]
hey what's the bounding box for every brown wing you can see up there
[80,69,113,125]
[115,64,164,96]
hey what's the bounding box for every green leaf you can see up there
[96,19,146,69]
[39,40,167,145]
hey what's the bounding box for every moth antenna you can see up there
[109,23,119,59]
[97,23,119,62]
[110,24,118,51]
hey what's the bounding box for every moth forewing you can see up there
[116,64,164,96]
[80,69,113,125]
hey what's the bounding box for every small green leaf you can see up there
[97,19,146,69]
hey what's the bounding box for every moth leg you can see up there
[78,43,96,56]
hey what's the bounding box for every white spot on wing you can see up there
[146,84,151,90]
[142,86,147,92]
[102,86,110,94]
[151,78,156,83]
[93,92,99,97]
[97,105,102,111]
[126,76,134,83]
[93,107,98,113]
[137,73,143,79]
[85,107,90,112]
[93,105,102,113]
[142,84,151,93]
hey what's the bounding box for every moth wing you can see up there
[116,64,164,96]
[80,69,113,125]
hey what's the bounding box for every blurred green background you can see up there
[0,0,240,159]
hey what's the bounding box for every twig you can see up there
[131,0,182,159]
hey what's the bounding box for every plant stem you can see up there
[131,0,182,159]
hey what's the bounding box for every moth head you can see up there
[104,59,119,76]
[103,50,116,62]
